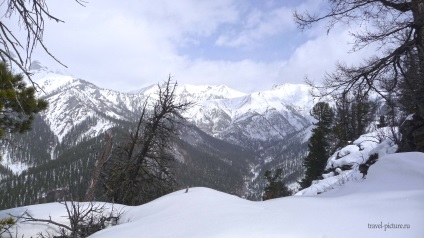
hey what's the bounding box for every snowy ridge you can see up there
[1,151,423,237]
[176,84,247,101]
[33,72,77,95]
[38,80,122,142]
[271,83,314,112]
[131,84,246,101]
[185,83,313,144]
[31,68,148,142]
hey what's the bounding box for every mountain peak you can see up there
[178,84,246,100]
[129,84,246,101]
[29,60,48,71]
[34,72,78,95]
[269,83,312,109]
[128,84,157,95]
[271,83,309,91]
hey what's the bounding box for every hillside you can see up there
[1,150,423,238]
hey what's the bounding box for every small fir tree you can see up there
[262,168,291,201]
[299,102,334,189]
[333,90,377,149]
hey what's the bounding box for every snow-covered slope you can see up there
[2,151,423,238]
[35,74,146,142]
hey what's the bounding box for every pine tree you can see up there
[333,93,351,148]
[0,62,48,160]
[350,92,376,139]
[262,168,291,201]
[333,91,377,149]
[299,102,334,189]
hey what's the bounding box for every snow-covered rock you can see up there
[297,128,399,196]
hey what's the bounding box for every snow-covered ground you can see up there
[1,150,423,238]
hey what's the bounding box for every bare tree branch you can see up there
[9,199,122,238]
[296,0,424,151]
[0,0,83,85]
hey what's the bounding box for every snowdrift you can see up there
[1,151,423,238]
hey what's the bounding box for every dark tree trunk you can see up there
[399,0,424,152]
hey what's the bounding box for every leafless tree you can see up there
[294,0,424,151]
[101,76,192,205]
[0,0,86,85]
[10,198,122,238]
[85,130,113,202]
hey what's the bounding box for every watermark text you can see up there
[368,222,410,231]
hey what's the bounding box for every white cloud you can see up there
[215,6,294,49]
[174,58,284,92]
[278,26,377,86]
[33,0,241,90]
[16,0,375,94]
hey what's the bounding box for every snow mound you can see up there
[96,154,424,238]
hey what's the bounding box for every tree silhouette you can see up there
[101,76,192,205]
[0,0,85,83]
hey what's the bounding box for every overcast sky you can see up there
[12,0,373,93]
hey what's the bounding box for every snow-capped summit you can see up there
[176,84,247,101]
[270,83,313,111]
[29,60,48,71]
[35,73,79,96]
[128,84,157,95]
[131,84,246,102]
[27,60,77,95]
[184,83,312,146]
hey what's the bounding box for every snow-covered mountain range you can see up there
[31,64,314,150]
[0,63,315,203]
